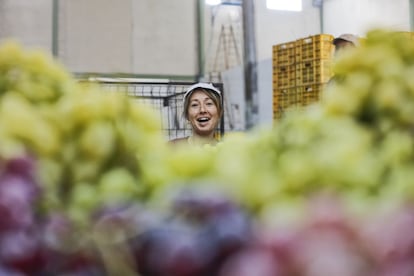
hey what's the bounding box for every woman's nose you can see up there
[200,104,206,112]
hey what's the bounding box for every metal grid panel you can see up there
[95,81,224,140]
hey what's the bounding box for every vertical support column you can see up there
[313,0,324,33]
[319,2,324,33]
[52,0,59,57]
[196,0,205,81]
[410,0,414,31]
[242,0,259,130]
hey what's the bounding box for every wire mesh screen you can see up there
[90,80,225,140]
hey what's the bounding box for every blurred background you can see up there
[0,0,410,130]
[2,2,414,275]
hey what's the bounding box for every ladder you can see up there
[205,23,243,130]
[207,23,242,82]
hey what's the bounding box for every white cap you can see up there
[183,83,222,101]
[333,34,360,47]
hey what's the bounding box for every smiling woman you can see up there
[169,83,223,146]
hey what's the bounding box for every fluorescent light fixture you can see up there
[266,0,302,11]
[206,0,221,5]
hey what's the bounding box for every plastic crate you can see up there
[272,41,296,66]
[295,59,333,85]
[273,64,297,89]
[273,87,298,109]
[273,104,299,120]
[273,105,284,120]
[295,34,334,61]
[297,83,326,106]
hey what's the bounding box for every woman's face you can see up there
[187,89,220,137]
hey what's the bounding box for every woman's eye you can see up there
[191,103,199,108]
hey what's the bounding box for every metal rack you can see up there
[82,79,225,140]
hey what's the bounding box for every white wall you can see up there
[62,0,197,76]
[1,0,411,74]
[323,0,410,37]
[255,0,321,61]
[60,0,133,73]
[131,0,197,76]
[0,0,52,50]
[222,57,273,130]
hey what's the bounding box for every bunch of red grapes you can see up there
[0,156,104,275]
[2,157,414,276]
[127,192,414,276]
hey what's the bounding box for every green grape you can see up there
[98,168,141,204]
[128,101,162,134]
[374,79,406,112]
[70,182,100,213]
[0,126,26,158]
[0,41,73,103]
[382,164,414,199]
[78,120,116,161]
[379,131,413,165]
[71,159,102,182]
[0,93,60,156]
[166,146,216,179]
[64,89,112,126]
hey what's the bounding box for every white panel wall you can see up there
[323,0,410,37]
[0,0,52,50]
[255,0,321,61]
[60,0,133,73]
[222,57,273,130]
[131,0,197,76]
[1,0,411,75]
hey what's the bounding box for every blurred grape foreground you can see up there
[2,30,414,275]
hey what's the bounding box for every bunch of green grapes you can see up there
[0,41,167,224]
[5,35,414,275]
[324,30,414,135]
[149,30,414,215]
[0,41,75,158]
[202,112,380,212]
[144,113,378,213]
[321,30,414,204]
[0,41,74,103]
[143,141,222,211]
[47,85,166,223]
